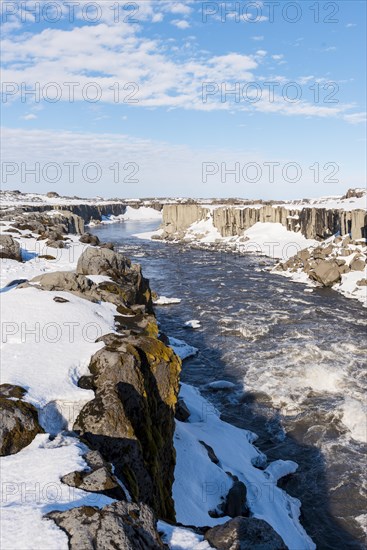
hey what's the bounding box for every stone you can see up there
[350,258,365,271]
[357,279,367,286]
[46,191,60,198]
[46,239,65,249]
[76,246,131,278]
[0,234,21,261]
[199,440,220,465]
[79,232,100,246]
[53,296,70,303]
[223,480,248,518]
[0,396,43,456]
[309,260,341,287]
[22,272,97,301]
[61,450,126,500]
[205,517,287,550]
[47,500,164,549]
[0,384,26,399]
[100,242,114,250]
[175,398,191,422]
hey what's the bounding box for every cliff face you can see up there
[162,204,367,241]
[8,200,163,224]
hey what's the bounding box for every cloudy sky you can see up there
[1,0,366,198]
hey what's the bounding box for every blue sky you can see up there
[1,0,366,198]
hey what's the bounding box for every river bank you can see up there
[0,208,317,549]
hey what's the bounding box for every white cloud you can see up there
[169,2,193,15]
[346,23,357,28]
[251,36,264,41]
[21,113,37,120]
[171,19,190,29]
[256,50,267,57]
[343,112,366,125]
[272,54,284,61]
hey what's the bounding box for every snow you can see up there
[334,268,367,306]
[242,223,317,261]
[154,296,181,305]
[0,434,114,550]
[168,336,198,360]
[184,216,222,243]
[158,521,211,550]
[173,383,315,549]
[104,206,162,222]
[184,319,201,329]
[0,287,116,415]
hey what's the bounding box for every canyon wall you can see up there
[161,204,367,241]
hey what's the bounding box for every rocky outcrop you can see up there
[47,501,165,550]
[161,204,367,241]
[76,247,153,312]
[276,234,366,288]
[205,517,286,550]
[0,234,22,261]
[73,331,181,520]
[0,388,43,456]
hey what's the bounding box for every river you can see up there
[92,220,367,550]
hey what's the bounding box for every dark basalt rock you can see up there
[73,332,181,521]
[47,501,165,550]
[0,394,43,455]
[205,517,287,550]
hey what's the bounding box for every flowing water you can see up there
[92,220,367,550]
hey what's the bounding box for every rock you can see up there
[79,232,100,246]
[0,235,21,261]
[100,242,114,250]
[46,191,60,198]
[296,249,310,262]
[223,480,248,518]
[340,248,352,256]
[0,384,26,399]
[22,272,97,301]
[47,500,164,549]
[53,296,70,303]
[46,239,65,249]
[357,278,367,286]
[38,254,56,260]
[175,398,191,422]
[199,440,220,465]
[350,258,365,271]
[205,517,286,550]
[309,260,341,287]
[73,332,181,520]
[0,396,43,456]
[76,246,131,278]
[61,450,126,500]
[77,247,153,312]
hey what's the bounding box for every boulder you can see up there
[46,191,60,198]
[357,278,367,286]
[205,517,286,550]
[79,232,100,246]
[309,260,341,287]
[0,234,21,261]
[73,332,181,520]
[0,395,43,456]
[350,258,365,271]
[22,272,97,301]
[61,450,126,500]
[175,398,191,422]
[76,246,131,278]
[47,500,164,549]
[76,247,153,312]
